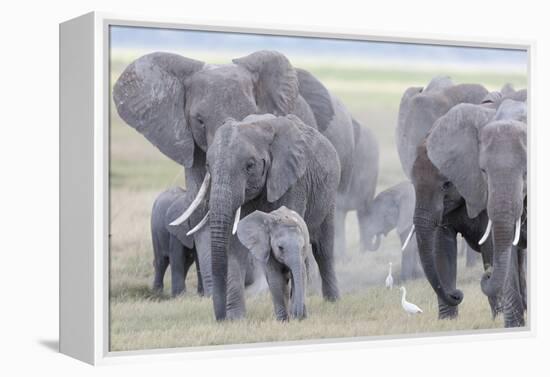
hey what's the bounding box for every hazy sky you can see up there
[110,25,528,70]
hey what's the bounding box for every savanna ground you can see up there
[109,49,527,352]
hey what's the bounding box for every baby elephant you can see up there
[151,187,203,297]
[360,181,423,281]
[237,206,315,321]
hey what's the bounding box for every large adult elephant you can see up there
[193,114,340,320]
[423,98,528,327]
[396,76,489,179]
[113,50,377,320]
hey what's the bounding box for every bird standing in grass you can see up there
[399,286,423,315]
[385,262,394,289]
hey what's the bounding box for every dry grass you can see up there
[109,50,524,352]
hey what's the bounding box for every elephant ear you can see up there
[236,211,273,263]
[265,115,311,202]
[500,83,527,102]
[427,104,496,218]
[397,92,450,179]
[295,68,335,132]
[113,52,204,168]
[233,51,299,115]
[494,99,527,123]
[424,75,454,92]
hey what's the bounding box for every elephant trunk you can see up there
[481,219,514,298]
[289,259,307,320]
[414,208,463,306]
[209,181,238,321]
[481,177,524,299]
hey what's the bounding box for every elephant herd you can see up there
[113,50,527,328]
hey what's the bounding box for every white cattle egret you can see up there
[385,262,394,289]
[399,286,423,315]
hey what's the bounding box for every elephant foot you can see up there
[171,286,186,297]
[438,304,458,319]
[152,284,164,295]
[322,290,340,302]
[504,315,525,328]
[226,308,246,321]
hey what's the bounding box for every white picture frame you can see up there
[59,11,534,365]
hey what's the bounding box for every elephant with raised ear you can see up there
[396,76,489,179]
[360,181,423,281]
[237,206,316,320]
[424,98,527,326]
[113,50,375,320]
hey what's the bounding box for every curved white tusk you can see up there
[478,219,493,245]
[232,207,241,235]
[401,224,415,251]
[186,211,209,236]
[512,218,521,246]
[169,172,211,226]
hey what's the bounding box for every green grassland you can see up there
[109,50,526,352]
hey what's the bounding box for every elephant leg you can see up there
[153,256,169,294]
[265,261,290,321]
[333,207,347,258]
[503,247,525,328]
[225,240,248,320]
[434,226,459,319]
[312,211,340,301]
[193,248,204,296]
[356,206,370,253]
[518,248,527,311]
[169,235,186,297]
[182,247,195,286]
[193,225,212,297]
[481,243,502,319]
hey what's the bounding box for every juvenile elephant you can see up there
[237,206,316,320]
[113,50,376,319]
[151,187,204,296]
[180,114,341,320]
[360,181,423,281]
[424,98,527,326]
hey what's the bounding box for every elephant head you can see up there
[361,182,415,251]
[396,76,489,179]
[426,99,527,301]
[113,51,303,169]
[177,114,322,320]
[237,206,312,320]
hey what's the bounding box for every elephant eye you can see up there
[195,114,204,126]
[441,181,452,191]
[246,159,256,172]
[278,245,284,252]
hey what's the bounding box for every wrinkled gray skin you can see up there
[113,50,374,320]
[396,76,489,180]
[237,206,316,320]
[399,78,527,323]
[361,181,423,281]
[151,187,204,297]
[425,98,527,327]
[206,114,340,320]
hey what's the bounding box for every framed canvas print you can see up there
[59,12,532,365]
